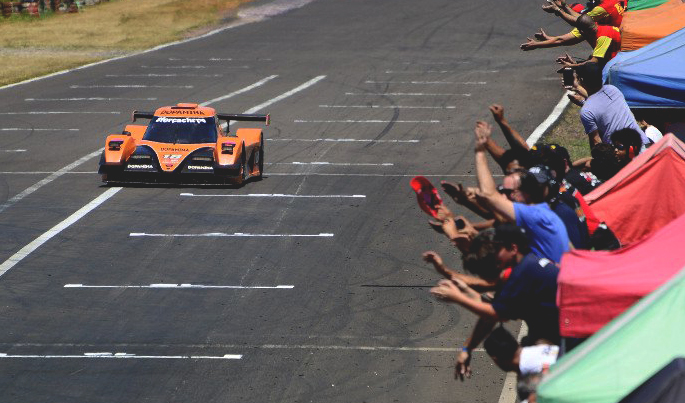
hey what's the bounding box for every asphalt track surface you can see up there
[0,0,573,401]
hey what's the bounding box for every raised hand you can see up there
[488,104,504,122]
[474,121,492,152]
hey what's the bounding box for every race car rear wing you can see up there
[131,111,270,126]
[217,113,270,126]
[132,111,154,122]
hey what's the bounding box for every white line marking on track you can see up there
[294,119,440,123]
[401,61,469,65]
[267,138,420,143]
[0,352,242,360]
[200,75,278,106]
[345,92,471,96]
[526,93,570,146]
[242,75,327,114]
[319,104,456,109]
[130,232,335,237]
[64,283,294,289]
[1,341,487,353]
[0,149,103,214]
[141,65,207,69]
[70,85,193,88]
[141,65,249,69]
[365,81,486,85]
[0,128,79,131]
[180,193,366,198]
[106,74,224,77]
[0,187,122,276]
[0,149,26,152]
[25,97,157,101]
[0,111,120,115]
[270,162,393,166]
[385,70,458,74]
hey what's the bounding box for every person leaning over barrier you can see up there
[471,121,570,262]
[430,224,561,380]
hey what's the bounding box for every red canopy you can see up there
[557,211,685,338]
[584,133,685,245]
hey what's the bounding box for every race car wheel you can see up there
[240,145,249,184]
[256,134,264,180]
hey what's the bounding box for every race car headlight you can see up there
[108,139,125,151]
[221,142,236,154]
[193,156,213,162]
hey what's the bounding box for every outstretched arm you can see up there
[489,104,530,152]
[520,32,584,51]
[474,122,516,222]
[423,251,498,291]
[440,181,494,219]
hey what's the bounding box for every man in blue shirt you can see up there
[472,121,570,262]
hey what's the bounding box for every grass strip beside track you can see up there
[0,0,252,86]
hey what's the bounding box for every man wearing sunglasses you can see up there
[472,121,570,263]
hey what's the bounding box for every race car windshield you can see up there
[143,116,217,144]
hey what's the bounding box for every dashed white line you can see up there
[270,162,393,166]
[0,149,102,214]
[268,138,420,143]
[319,104,456,109]
[0,187,122,276]
[294,119,440,123]
[241,75,327,114]
[344,92,471,96]
[0,128,79,131]
[106,74,224,77]
[0,111,120,115]
[0,149,26,152]
[365,81,486,85]
[141,65,208,69]
[385,70,457,74]
[200,75,278,107]
[25,97,157,101]
[141,65,249,69]
[401,61,469,65]
[64,283,294,289]
[180,193,366,198]
[70,85,193,88]
[0,352,242,360]
[130,232,335,238]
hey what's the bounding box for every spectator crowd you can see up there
[413,0,681,401]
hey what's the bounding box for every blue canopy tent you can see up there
[603,27,685,108]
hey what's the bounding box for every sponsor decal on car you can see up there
[156,117,207,124]
[160,110,206,116]
[127,164,155,169]
[161,147,189,152]
[187,165,213,170]
[163,154,183,160]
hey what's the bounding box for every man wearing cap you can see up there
[472,121,570,262]
[430,224,561,380]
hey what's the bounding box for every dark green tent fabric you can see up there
[537,268,685,403]
[627,0,669,10]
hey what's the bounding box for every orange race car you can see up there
[98,103,269,185]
